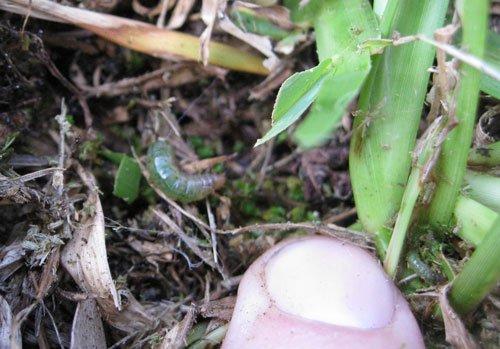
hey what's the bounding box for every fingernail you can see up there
[265,237,394,329]
[222,236,425,349]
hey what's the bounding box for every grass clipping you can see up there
[0,0,268,75]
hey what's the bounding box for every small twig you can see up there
[0,167,63,183]
[159,108,181,138]
[256,139,274,189]
[393,34,500,81]
[53,99,69,196]
[220,222,373,249]
[324,207,357,224]
[206,199,219,265]
[40,301,64,349]
[263,149,302,173]
[182,154,234,174]
[105,217,172,238]
[153,208,224,276]
[108,332,138,349]
[398,273,419,285]
[156,0,170,28]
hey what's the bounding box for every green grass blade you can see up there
[384,117,448,277]
[113,155,141,204]
[450,217,500,314]
[255,58,333,147]
[349,0,449,233]
[230,6,291,40]
[312,0,379,62]
[373,0,389,18]
[454,195,498,246]
[480,31,500,99]
[379,0,399,37]
[464,170,500,213]
[294,55,371,148]
[427,0,489,226]
[468,141,500,167]
[293,0,379,148]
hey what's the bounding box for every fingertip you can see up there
[222,236,424,349]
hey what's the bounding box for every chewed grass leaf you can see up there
[255,58,333,147]
[113,155,141,204]
[294,53,371,148]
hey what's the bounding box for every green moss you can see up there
[262,206,286,222]
[189,136,215,159]
[286,176,304,201]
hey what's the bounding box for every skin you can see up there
[146,141,225,203]
[222,236,425,349]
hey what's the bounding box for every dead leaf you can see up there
[132,0,174,18]
[105,290,155,332]
[200,296,235,321]
[70,298,107,349]
[200,0,227,66]
[103,106,130,125]
[61,167,121,311]
[218,15,279,71]
[36,246,60,300]
[127,236,174,268]
[81,0,119,12]
[10,303,37,349]
[0,0,268,75]
[61,164,154,332]
[167,0,196,29]
[439,284,479,349]
[232,1,294,30]
[0,296,13,349]
[159,307,196,349]
[474,105,500,147]
[0,242,24,283]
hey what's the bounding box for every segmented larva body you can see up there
[147,141,225,203]
[407,252,438,283]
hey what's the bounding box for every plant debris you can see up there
[0,0,498,348]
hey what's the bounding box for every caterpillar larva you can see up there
[147,140,225,203]
[407,252,438,284]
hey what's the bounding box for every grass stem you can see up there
[384,117,448,277]
[454,195,498,246]
[468,141,500,167]
[450,217,500,314]
[427,0,489,226]
[349,0,449,234]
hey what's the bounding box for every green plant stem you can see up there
[468,141,500,167]
[383,168,420,277]
[373,0,389,18]
[454,195,498,246]
[349,0,449,234]
[384,118,447,277]
[464,170,500,213]
[450,217,500,314]
[427,0,489,226]
[481,31,500,98]
[379,0,399,37]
